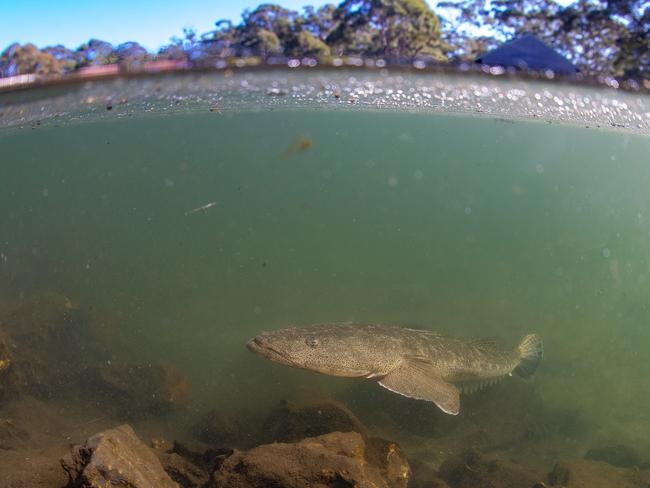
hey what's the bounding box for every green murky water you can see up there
[1,101,650,476]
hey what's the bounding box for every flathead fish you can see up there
[247,323,543,415]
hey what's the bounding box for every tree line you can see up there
[1,0,647,79]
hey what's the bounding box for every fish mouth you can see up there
[246,335,296,367]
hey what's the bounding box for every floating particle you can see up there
[535,164,545,174]
[388,176,399,187]
[464,207,472,215]
[185,201,217,216]
[602,247,611,258]
[282,135,313,160]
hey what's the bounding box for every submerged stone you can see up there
[61,424,179,488]
[211,431,410,488]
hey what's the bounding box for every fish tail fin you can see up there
[514,334,543,378]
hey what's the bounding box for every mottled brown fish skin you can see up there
[247,323,543,415]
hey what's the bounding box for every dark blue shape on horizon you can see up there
[476,35,579,75]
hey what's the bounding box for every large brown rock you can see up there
[61,424,179,488]
[212,431,410,488]
[550,459,650,488]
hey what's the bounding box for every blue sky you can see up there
[0,0,343,51]
[2,0,574,52]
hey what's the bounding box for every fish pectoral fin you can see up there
[378,359,460,415]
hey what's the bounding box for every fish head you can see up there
[247,324,396,378]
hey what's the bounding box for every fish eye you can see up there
[305,338,320,348]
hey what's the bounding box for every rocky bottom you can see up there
[1,290,649,487]
[2,395,650,488]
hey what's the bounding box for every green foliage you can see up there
[237,4,300,55]
[301,4,338,43]
[74,39,118,67]
[298,30,332,57]
[43,45,79,72]
[0,43,62,76]
[1,0,646,79]
[257,29,283,55]
[440,0,649,77]
[204,0,447,60]
[327,0,448,59]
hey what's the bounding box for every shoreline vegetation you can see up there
[1,0,648,88]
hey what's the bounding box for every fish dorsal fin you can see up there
[378,359,460,415]
[468,337,501,353]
